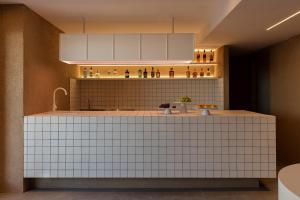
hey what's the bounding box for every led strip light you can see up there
[267,10,300,31]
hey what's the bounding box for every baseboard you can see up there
[25,178,261,190]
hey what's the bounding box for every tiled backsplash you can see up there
[70,79,224,110]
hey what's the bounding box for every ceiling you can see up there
[0,0,241,41]
[1,0,300,53]
[201,0,300,53]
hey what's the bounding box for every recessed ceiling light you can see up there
[266,10,300,31]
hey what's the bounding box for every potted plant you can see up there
[179,96,192,113]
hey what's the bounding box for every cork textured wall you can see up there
[0,4,77,192]
[23,5,78,115]
[0,5,24,193]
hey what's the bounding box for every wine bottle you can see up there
[169,67,174,78]
[143,68,148,78]
[83,68,88,78]
[138,69,143,78]
[186,66,191,78]
[206,68,211,76]
[209,50,214,62]
[156,69,160,78]
[151,67,155,78]
[200,68,205,77]
[196,50,201,62]
[203,50,207,62]
[125,69,130,78]
[89,67,93,78]
[192,68,198,78]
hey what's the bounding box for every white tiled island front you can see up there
[24,110,276,179]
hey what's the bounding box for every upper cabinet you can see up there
[141,34,167,60]
[59,33,194,63]
[167,33,194,60]
[88,34,113,61]
[114,34,140,60]
[59,34,87,61]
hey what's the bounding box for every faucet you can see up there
[53,87,68,111]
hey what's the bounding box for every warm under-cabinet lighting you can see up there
[61,60,193,65]
[194,49,216,52]
[266,10,300,31]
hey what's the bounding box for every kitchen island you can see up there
[24,110,276,179]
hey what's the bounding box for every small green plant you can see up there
[180,96,192,103]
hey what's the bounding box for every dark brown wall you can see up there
[255,35,300,164]
[0,4,77,192]
[230,34,300,165]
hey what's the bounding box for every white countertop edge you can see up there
[24,110,276,119]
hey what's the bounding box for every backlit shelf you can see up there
[190,62,218,65]
[79,62,218,67]
[74,76,220,80]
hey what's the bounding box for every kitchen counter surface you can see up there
[26,110,274,118]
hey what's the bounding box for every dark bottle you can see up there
[200,68,205,77]
[137,69,143,78]
[209,50,214,62]
[156,69,160,78]
[83,67,88,78]
[169,67,175,78]
[143,68,148,78]
[125,69,130,78]
[192,68,198,78]
[186,66,191,78]
[89,67,93,78]
[206,68,211,76]
[151,67,155,78]
[196,50,201,62]
[203,50,207,62]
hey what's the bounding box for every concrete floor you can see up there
[0,179,277,200]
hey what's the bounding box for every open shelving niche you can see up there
[76,62,221,80]
[74,77,220,81]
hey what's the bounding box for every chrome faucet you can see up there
[53,87,68,111]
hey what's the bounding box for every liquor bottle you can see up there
[186,66,191,78]
[169,67,175,78]
[113,69,118,76]
[156,69,160,78]
[192,68,198,78]
[206,68,211,76]
[209,50,214,62]
[196,50,201,62]
[125,69,130,78]
[203,50,207,62]
[151,67,155,78]
[95,69,100,78]
[138,69,143,78]
[199,68,205,77]
[89,67,93,78]
[143,68,148,78]
[83,68,88,78]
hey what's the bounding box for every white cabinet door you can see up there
[167,33,194,60]
[114,34,140,60]
[59,34,87,61]
[141,34,167,60]
[88,34,113,61]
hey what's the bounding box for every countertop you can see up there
[278,164,300,199]
[26,110,274,118]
